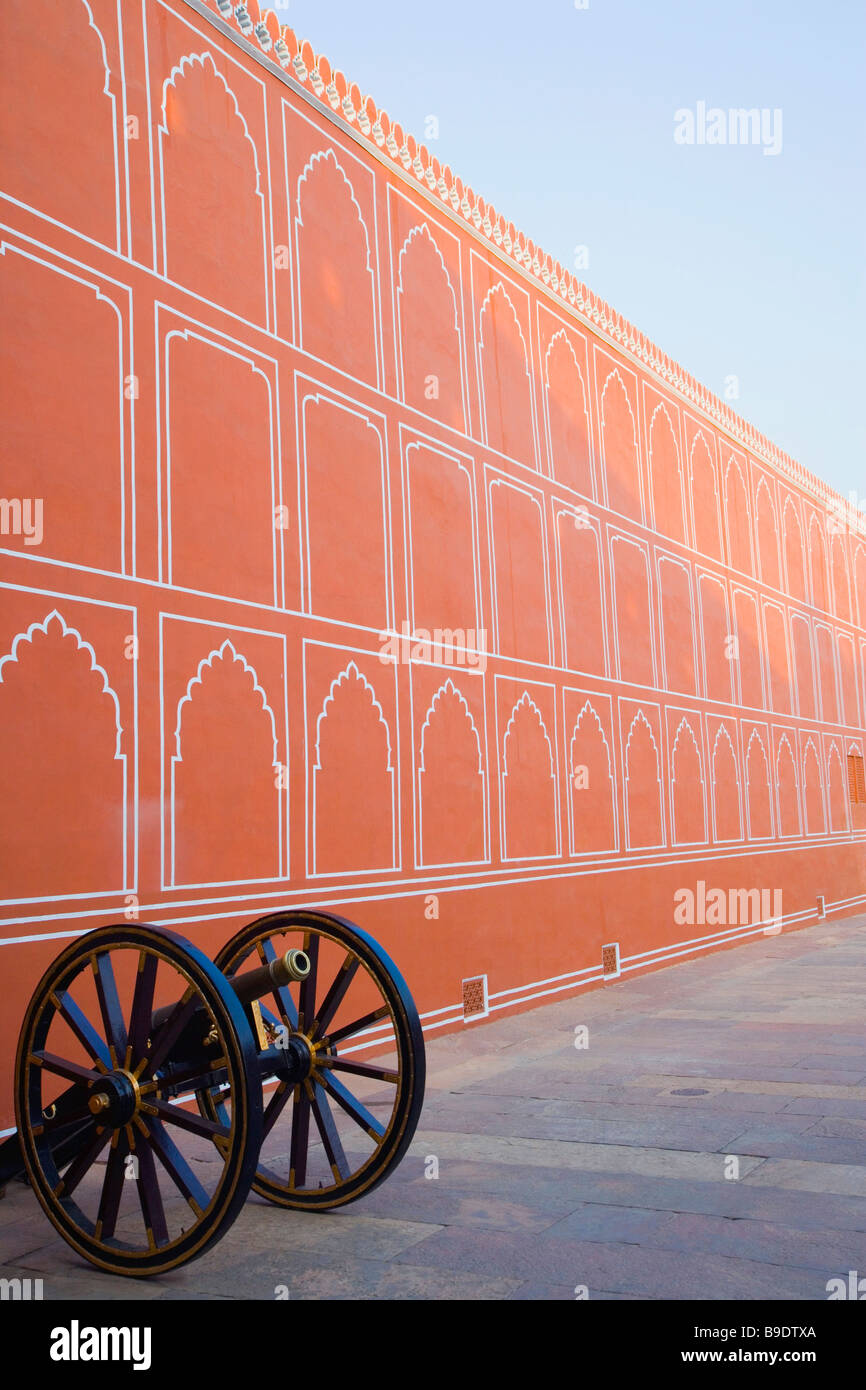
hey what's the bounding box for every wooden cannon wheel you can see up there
[14,923,262,1276]
[201,910,426,1209]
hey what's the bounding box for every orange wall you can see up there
[0,0,864,1130]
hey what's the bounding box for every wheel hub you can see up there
[88,1069,141,1129]
[279,1032,315,1085]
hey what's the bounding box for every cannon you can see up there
[0,910,425,1276]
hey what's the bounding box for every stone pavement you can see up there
[2,914,865,1300]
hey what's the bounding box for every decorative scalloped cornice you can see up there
[199,0,863,538]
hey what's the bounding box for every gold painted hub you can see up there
[88,1069,142,1124]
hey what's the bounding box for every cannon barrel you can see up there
[230,948,311,1007]
[148,948,311,1035]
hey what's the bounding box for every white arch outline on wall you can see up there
[623,708,665,850]
[755,476,781,587]
[599,367,642,520]
[0,609,123,753]
[688,429,721,558]
[801,734,827,836]
[295,148,379,387]
[542,329,593,494]
[312,660,396,876]
[297,148,372,265]
[774,731,802,838]
[569,700,613,784]
[0,608,128,893]
[81,0,123,253]
[398,223,459,329]
[710,723,743,843]
[647,400,685,539]
[395,222,465,426]
[4,1,124,254]
[158,51,269,326]
[501,691,558,861]
[477,282,534,457]
[670,716,707,845]
[170,639,281,887]
[807,510,830,611]
[782,495,806,598]
[568,700,617,856]
[723,453,753,574]
[416,678,486,869]
[502,691,554,778]
[745,728,774,840]
[419,678,482,774]
[829,529,851,621]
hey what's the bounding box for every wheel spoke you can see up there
[96,1133,129,1239]
[132,1131,170,1248]
[317,1056,400,1084]
[288,1083,312,1188]
[318,1070,386,1140]
[312,953,359,1040]
[145,1098,231,1143]
[32,1051,101,1086]
[92,953,128,1061]
[297,932,319,1034]
[262,1080,292,1140]
[308,1080,351,1181]
[52,990,112,1070]
[142,1118,210,1215]
[55,1122,111,1197]
[127,952,158,1065]
[255,939,298,1029]
[323,1004,391,1048]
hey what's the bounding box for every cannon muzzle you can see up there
[230,949,311,1007]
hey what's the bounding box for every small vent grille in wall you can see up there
[462,975,488,1020]
[602,943,621,979]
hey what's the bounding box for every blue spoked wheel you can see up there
[14,923,262,1275]
[201,910,426,1208]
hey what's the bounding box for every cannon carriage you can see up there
[0,910,425,1276]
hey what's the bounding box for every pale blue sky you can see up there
[278,0,864,501]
